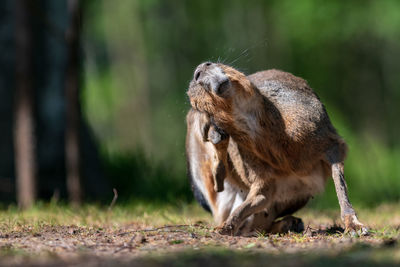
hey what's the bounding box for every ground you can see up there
[1,202,400,266]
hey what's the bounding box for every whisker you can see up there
[229,48,250,66]
[227,38,269,66]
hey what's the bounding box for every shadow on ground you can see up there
[1,245,400,267]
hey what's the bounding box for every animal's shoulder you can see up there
[247,69,315,97]
[248,69,323,111]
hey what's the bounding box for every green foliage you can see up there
[102,150,192,203]
[82,0,400,206]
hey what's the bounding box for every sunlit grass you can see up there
[0,201,211,234]
[1,201,400,236]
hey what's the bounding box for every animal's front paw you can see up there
[215,223,235,236]
[344,214,368,236]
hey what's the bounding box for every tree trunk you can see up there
[65,0,82,206]
[14,0,36,209]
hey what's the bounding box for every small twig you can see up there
[108,188,118,211]
[114,226,201,253]
[117,224,206,236]
[113,244,129,254]
[113,234,137,254]
[303,224,311,235]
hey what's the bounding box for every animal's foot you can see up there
[270,215,304,234]
[344,214,368,236]
[215,223,235,236]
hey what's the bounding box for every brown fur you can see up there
[186,111,218,211]
[202,161,217,209]
[186,62,367,235]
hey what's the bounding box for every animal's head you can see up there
[187,62,255,116]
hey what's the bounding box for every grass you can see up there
[0,201,210,230]
[0,201,400,266]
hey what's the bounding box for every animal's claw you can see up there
[344,214,368,236]
[215,223,235,236]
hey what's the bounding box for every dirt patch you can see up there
[1,204,400,266]
[1,222,399,266]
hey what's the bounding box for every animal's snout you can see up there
[193,62,230,95]
[194,62,212,82]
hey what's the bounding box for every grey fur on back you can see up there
[248,69,338,148]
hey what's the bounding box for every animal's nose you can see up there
[194,62,213,81]
[194,69,201,81]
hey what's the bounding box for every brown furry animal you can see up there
[186,62,367,236]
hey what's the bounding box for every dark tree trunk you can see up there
[65,0,82,205]
[14,0,36,209]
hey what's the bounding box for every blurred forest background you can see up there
[1,0,400,209]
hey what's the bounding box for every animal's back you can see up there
[247,69,338,146]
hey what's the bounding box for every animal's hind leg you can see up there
[326,144,368,235]
[331,162,367,234]
[237,213,304,235]
[236,211,276,236]
[270,216,304,234]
